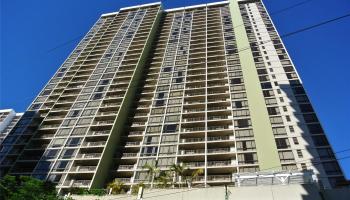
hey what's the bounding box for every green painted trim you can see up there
[228,0,281,170]
[90,6,163,188]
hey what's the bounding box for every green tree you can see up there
[142,163,159,189]
[131,182,145,195]
[0,175,60,200]
[170,163,187,188]
[186,168,204,189]
[107,179,125,194]
[155,171,171,188]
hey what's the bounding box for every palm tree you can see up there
[156,171,171,188]
[186,168,204,189]
[170,163,187,188]
[142,163,159,189]
[107,179,125,194]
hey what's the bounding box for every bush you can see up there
[0,175,61,200]
[68,187,107,196]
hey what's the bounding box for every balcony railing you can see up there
[122,153,139,157]
[71,166,96,172]
[118,165,135,170]
[76,153,101,159]
[72,180,91,187]
[93,120,114,125]
[84,141,105,147]
[207,148,231,154]
[207,160,232,167]
[207,136,230,141]
[185,161,205,167]
[207,175,231,181]
[125,141,141,146]
[182,149,205,155]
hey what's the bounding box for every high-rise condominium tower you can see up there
[0,109,23,145]
[0,0,345,193]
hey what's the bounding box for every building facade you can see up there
[0,0,345,193]
[0,109,23,145]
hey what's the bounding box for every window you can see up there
[307,124,323,134]
[278,151,294,162]
[166,106,181,113]
[231,78,242,85]
[282,106,287,112]
[151,108,165,115]
[159,145,176,155]
[234,119,251,128]
[146,126,162,134]
[163,124,178,133]
[275,138,290,149]
[285,115,291,122]
[158,157,175,167]
[323,162,342,175]
[144,136,159,145]
[267,107,280,115]
[312,135,329,146]
[155,100,164,107]
[56,129,71,136]
[81,109,97,116]
[35,161,53,173]
[303,114,318,123]
[232,100,248,108]
[53,161,70,172]
[238,153,258,164]
[99,79,110,85]
[299,104,314,112]
[261,82,272,89]
[44,149,59,158]
[233,110,250,117]
[272,127,287,136]
[66,137,82,147]
[162,135,177,143]
[289,126,295,133]
[235,129,254,138]
[47,174,62,183]
[270,116,283,125]
[149,116,163,124]
[317,148,334,159]
[86,101,100,108]
[71,127,88,135]
[141,146,158,156]
[60,149,76,158]
[296,150,303,158]
[165,115,180,123]
[50,138,65,148]
[91,93,103,100]
[157,92,165,99]
[77,118,93,125]
[169,91,183,97]
[292,137,299,145]
[236,141,256,151]
[168,98,181,105]
[68,110,81,117]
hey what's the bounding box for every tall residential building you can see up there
[0,109,23,145]
[0,0,346,193]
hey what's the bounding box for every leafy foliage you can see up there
[131,182,145,195]
[107,179,126,194]
[68,187,107,196]
[0,175,61,200]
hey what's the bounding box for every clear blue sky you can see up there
[1,0,349,178]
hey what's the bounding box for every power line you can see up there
[269,0,314,16]
[280,13,350,38]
